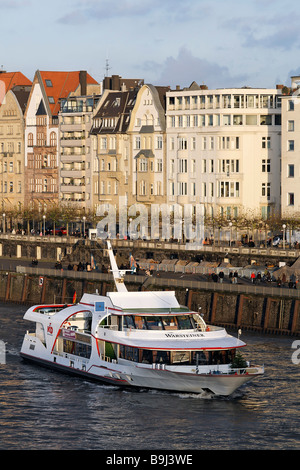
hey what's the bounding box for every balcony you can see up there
[60,139,85,147]
[61,170,84,178]
[60,123,84,132]
[60,155,85,164]
[61,184,85,193]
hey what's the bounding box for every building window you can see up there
[178,182,187,196]
[262,182,271,199]
[288,120,294,131]
[139,158,148,172]
[191,182,196,196]
[50,132,57,147]
[262,159,270,172]
[135,137,141,149]
[219,181,240,198]
[156,159,163,172]
[260,115,272,125]
[170,181,175,196]
[28,133,33,147]
[37,133,44,146]
[140,180,147,195]
[288,100,295,111]
[288,192,294,206]
[288,164,295,178]
[179,159,188,173]
[262,137,271,149]
[156,136,163,149]
[288,140,295,151]
[178,137,187,150]
[48,97,55,104]
[45,79,53,87]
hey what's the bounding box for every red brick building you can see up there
[24,70,98,210]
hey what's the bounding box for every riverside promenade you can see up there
[0,234,299,336]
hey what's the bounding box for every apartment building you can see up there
[0,71,32,214]
[24,70,98,211]
[0,87,31,212]
[91,87,139,211]
[166,82,283,220]
[58,93,101,208]
[281,76,300,217]
[128,84,169,208]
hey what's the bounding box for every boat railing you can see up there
[98,324,118,331]
[100,353,117,364]
[34,306,67,315]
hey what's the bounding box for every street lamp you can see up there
[83,216,86,238]
[282,224,286,249]
[43,215,46,236]
[2,213,5,234]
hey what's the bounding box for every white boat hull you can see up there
[20,333,263,396]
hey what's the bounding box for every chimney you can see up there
[79,70,87,96]
[112,75,120,90]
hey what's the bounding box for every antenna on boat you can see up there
[107,240,128,292]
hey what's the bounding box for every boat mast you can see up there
[107,241,128,292]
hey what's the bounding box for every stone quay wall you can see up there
[2,267,299,337]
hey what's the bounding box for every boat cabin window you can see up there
[119,345,237,366]
[123,315,136,329]
[176,315,194,329]
[144,316,163,330]
[161,316,177,329]
[122,314,196,331]
[134,316,147,329]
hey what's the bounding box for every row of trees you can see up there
[2,204,98,236]
[2,204,300,242]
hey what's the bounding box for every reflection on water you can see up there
[0,303,299,450]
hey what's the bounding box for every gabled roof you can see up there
[36,99,47,116]
[38,70,99,115]
[12,89,31,114]
[0,71,32,92]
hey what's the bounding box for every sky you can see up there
[1,0,300,90]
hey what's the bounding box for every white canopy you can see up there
[107,291,180,310]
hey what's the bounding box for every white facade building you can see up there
[281,76,300,217]
[127,84,168,208]
[166,82,283,220]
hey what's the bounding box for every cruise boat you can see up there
[20,242,264,396]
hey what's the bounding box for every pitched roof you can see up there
[39,70,99,115]
[92,89,138,134]
[0,71,32,92]
[12,89,31,114]
[36,99,47,116]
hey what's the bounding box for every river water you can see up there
[0,302,299,451]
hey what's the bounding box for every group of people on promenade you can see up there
[211,270,239,284]
[250,269,298,288]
